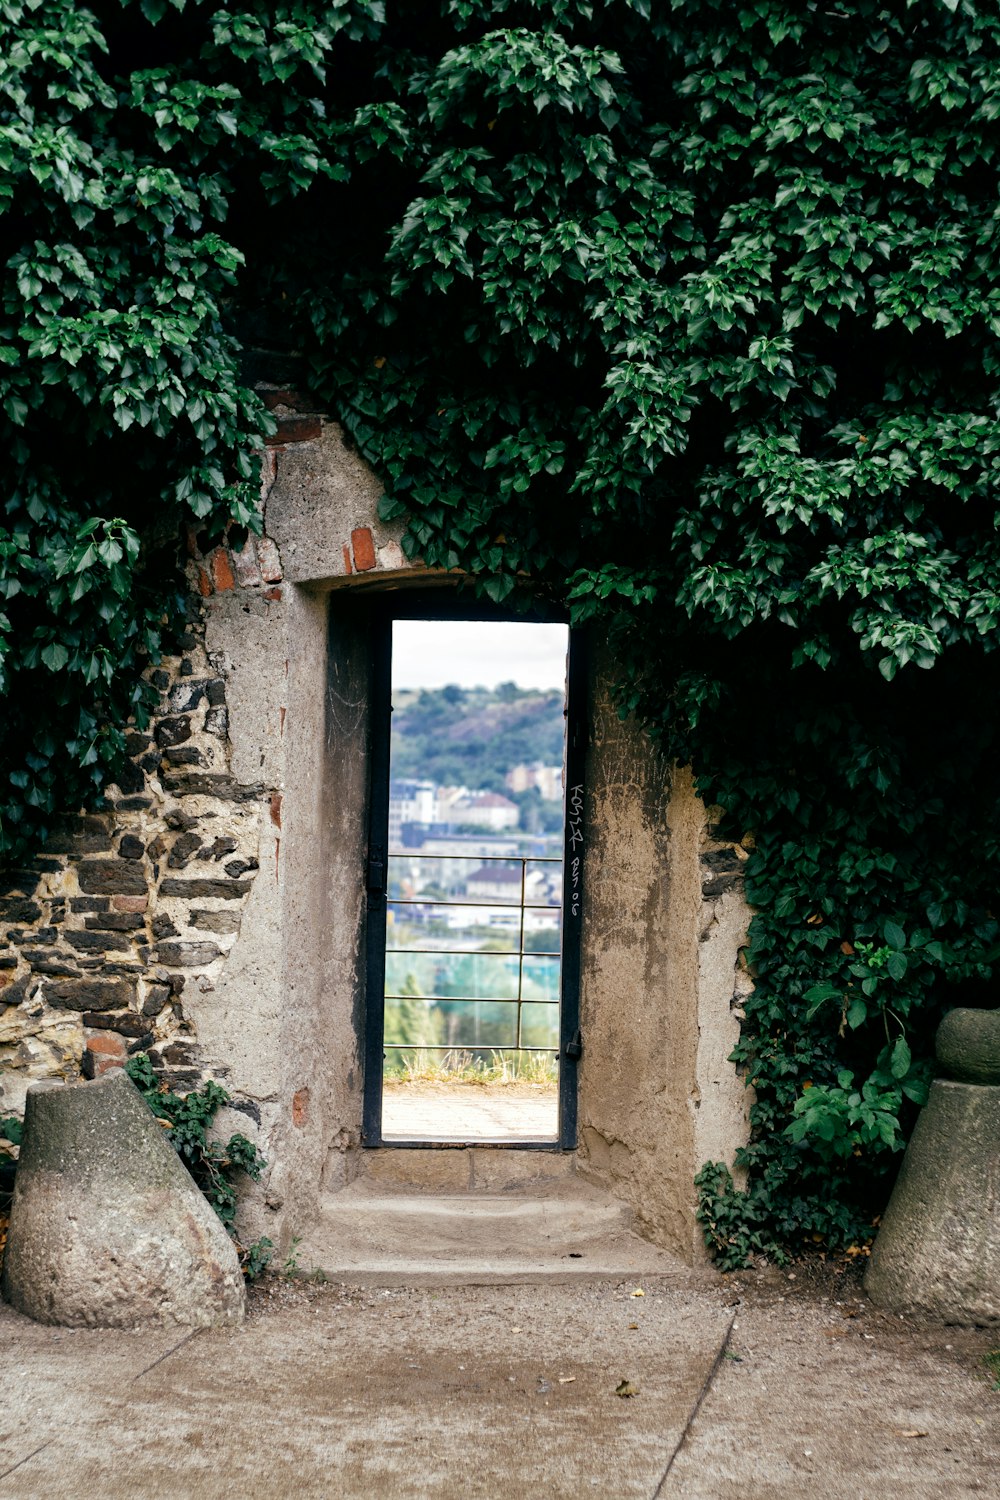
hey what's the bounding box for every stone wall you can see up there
[0,391,324,1139]
[0,536,279,1120]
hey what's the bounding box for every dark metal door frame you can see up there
[361,598,585,1150]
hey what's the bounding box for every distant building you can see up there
[449,791,519,831]
[465,865,545,902]
[388,779,437,846]
[506,762,563,801]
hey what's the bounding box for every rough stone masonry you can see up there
[0,395,305,1146]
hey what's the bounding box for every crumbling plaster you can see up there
[574,672,753,1260]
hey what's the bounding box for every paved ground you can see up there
[2,1269,997,1499]
[381,1082,557,1142]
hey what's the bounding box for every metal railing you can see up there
[383,851,562,1053]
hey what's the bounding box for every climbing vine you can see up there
[4,0,1000,1260]
[126,1053,273,1277]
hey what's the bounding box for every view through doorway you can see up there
[364,614,579,1146]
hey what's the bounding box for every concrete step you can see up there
[355,1145,577,1194]
[294,1174,686,1286]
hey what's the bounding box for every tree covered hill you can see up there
[390,684,564,794]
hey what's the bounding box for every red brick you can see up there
[292,1087,310,1127]
[341,542,353,575]
[264,586,282,602]
[270,792,282,829]
[211,548,235,591]
[259,388,307,412]
[197,566,212,597]
[82,1031,127,1079]
[351,527,377,572]
[265,414,321,446]
[112,894,148,913]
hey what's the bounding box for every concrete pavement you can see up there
[1,1271,997,1499]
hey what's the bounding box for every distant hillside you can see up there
[390,684,564,795]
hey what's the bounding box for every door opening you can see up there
[362,608,583,1148]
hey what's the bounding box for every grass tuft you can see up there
[384,1048,558,1088]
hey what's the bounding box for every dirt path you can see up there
[2,1265,996,1498]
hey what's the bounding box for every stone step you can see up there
[356,1145,577,1194]
[294,1175,686,1286]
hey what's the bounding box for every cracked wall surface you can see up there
[575,660,753,1260]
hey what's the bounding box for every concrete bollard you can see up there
[865,1007,1000,1325]
[1,1070,245,1328]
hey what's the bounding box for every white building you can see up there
[465,865,546,903]
[388,779,438,846]
[449,791,520,831]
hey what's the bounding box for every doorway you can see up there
[362,606,583,1149]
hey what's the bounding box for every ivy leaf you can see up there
[40,642,69,672]
[889,1037,912,1080]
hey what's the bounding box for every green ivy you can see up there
[5,1,1000,1261]
[125,1052,272,1277]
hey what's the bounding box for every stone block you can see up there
[164,747,203,766]
[82,1012,153,1039]
[0,898,41,924]
[232,538,262,588]
[23,951,79,977]
[159,878,251,900]
[161,772,262,803]
[112,894,148,913]
[154,941,223,967]
[77,861,147,897]
[1,1071,245,1328]
[189,909,240,934]
[45,814,114,856]
[936,1007,1000,1086]
[360,1148,472,1193]
[168,679,210,713]
[470,1149,576,1191]
[65,930,132,954]
[141,983,171,1018]
[866,1010,1000,1325]
[156,714,193,749]
[85,913,145,932]
[256,538,282,582]
[204,706,229,739]
[168,831,202,869]
[45,978,137,1012]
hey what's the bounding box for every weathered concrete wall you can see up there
[1,403,753,1262]
[576,662,753,1260]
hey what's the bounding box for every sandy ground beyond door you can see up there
[381,1082,558,1141]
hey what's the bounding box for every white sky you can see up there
[392,620,568,692]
